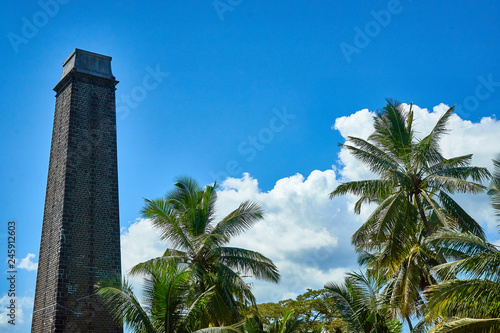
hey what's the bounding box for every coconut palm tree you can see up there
[96,263,225,333]
[420,158,500,333]
[130,177,280,326]
[325,271,402,333]
[356,225,444,332]
[330,100,489,248]
[329,101,490,325]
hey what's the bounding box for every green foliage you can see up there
[418,157,500,332]
[325,271,402,333]
[249,289,346,332]
[96,264,226,333]
[129,177,279,327]
[488,158,500,224]
[329,101,491,326]
[331,101,489,243]
[242,310,305,333]
[266,310,303,333]
[97,103,499,333]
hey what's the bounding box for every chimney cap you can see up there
[61,49,114,80]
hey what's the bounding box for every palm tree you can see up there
[356,227,444,332]
[325,271,402,333]
[420,158,500,333]
[96,263,220,333]
[266,310,303,333]
[329,101,490,325]
[330,100,489,247]
[131,177,280,326]
[243,311,304,333]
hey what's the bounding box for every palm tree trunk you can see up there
[415,194,432,236]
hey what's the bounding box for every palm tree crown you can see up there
[97,264,212,333]
[331,101,489,243]
[131,177,280,326]
[325,270,402,333]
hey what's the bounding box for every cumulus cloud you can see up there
[120,219,165,277]
[217,171,359,302]
[218,171,341,261]
[17,253,38,272]
[119,171,360,303]
[119,103,500,304]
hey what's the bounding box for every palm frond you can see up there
[340,142,398,175]
[427,229,494,260]
[432,251,500,282]
[389,254,423,319]
[145,265,191,332]
[412,107,455,167]
[369,101,413,162]
[324,281,364,333]
[423,105,454,147]
[426,175,486,194]
[487,157,500,222]
[329,179,392,201]
[129,254,189,276]
[438,191,485,238]
[352,192,406,249]
[212,201,263,239]
[219,247,280,283]
[431,166,491,183]
[419,190,448,230]
[428,155,473,174]
[428,318,500,333]
[96,276,156,333]
[425,279,500,320]
[141,198,193,251]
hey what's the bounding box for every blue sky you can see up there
[1,1,500,331]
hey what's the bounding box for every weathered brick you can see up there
[32,49,122,333]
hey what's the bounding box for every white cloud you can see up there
[17,253,38,272]
[120,219,165,277]
[118,171,360,303]
[216,171,359,302]
[118,103,500,305]
[218,171,341,260]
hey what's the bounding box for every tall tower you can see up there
[32,49,122,332]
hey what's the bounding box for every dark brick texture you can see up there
[32,51,122,333]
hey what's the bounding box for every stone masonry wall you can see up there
[32,71,122,333]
